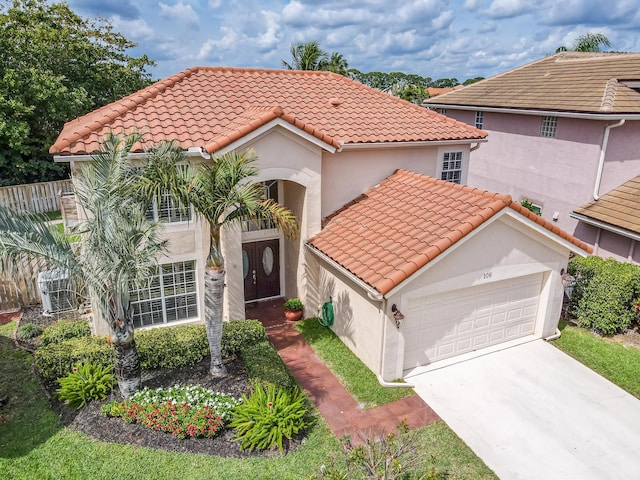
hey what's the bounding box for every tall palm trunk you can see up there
[204,268,227,376]
[109,299,141,398]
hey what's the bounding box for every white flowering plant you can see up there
[102,384,242,438]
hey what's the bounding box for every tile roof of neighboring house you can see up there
[425,52,640,114]
[50,67,486,155]
[308,169,592,296]
[426,87,456,97]
[573,176,640,235]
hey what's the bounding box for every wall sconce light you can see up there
[391,304,405,329]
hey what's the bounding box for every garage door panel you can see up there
[403,273,543,368]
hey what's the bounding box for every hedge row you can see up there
[568,256,640,334]
[35,319,267,381]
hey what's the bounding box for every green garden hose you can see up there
[318,298,334,327]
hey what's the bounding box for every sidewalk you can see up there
[246,299,440,443]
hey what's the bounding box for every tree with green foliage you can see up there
[0,133,167,398]
[463,76,485,85]
[282,41,329,71]
[556,32,612,53]
[323,52,349,75]
[0,0,155,186]
[282,41,349,75]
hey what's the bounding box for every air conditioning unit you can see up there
[37,269,75,315]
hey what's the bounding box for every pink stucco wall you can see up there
[445,110,640,257]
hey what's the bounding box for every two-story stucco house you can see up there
[425,52,640,263]
[50,67,590,380]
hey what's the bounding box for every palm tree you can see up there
[282,41,329,70]
[138,145,298,377]
[0,133,167,398]
[556,32,611,53]
[321,52,349,75]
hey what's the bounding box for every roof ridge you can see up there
[601,79,619,112]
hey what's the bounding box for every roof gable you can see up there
[425,52,640,115]
[51,67,486,155]
[307,170,592,295]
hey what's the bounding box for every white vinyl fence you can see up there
[0,179,73,215]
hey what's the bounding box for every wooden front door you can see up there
[243,239,280,301]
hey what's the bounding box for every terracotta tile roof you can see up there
[425,52,640,114]
[427,87,456,97]
[573,176,640,235]
[50,67,486,155]
[308,170,592,295]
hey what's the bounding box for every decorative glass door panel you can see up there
[243,239,280,301]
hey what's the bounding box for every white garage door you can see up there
[403,273,543,369]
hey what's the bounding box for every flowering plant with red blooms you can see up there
[102,384,241,439]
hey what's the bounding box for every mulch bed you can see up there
[13,306,303,458]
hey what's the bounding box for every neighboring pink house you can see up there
[50,67,589,379]
[425,52,640,262]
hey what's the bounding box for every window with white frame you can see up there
[130,260,198,327]
[441,151,463,184]
[242,180,279,232]
[475,111,484,129]
[540,116,558,138]
[145,192,192,223]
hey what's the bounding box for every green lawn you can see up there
[295,318,414,408]
[0,320,495,479]
[553,319,640,398]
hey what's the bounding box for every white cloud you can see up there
[159,1,200,28]
[110,16,156,41]
[257,11,281,50]
[486,0,533,19]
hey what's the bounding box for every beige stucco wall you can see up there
[321,145,470,217]
[222,126,323,318]
[305,250,387,375]
[91,214,210,336]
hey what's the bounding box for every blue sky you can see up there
[69,0,640,82]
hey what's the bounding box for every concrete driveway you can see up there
[406,340,640,480]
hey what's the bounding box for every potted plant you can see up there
[284,298,304,322]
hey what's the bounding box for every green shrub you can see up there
[221,319,268,357]
[35,320,268,381]
[230,384,312,452]
[319,421,437,480]
[55,362,115,409]
[35,336,114,381]
[41,320,91,346]
[136,324,209,370]
[568,256,640,334]
[16,323,42,340]
[241,340,297,389]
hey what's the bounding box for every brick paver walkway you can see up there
[246,299,440,443]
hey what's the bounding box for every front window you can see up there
[131,260,198,327]
[475,111,484,129]
[540,116,557,138]
[441,151,463,184]
[242,180,278,232]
